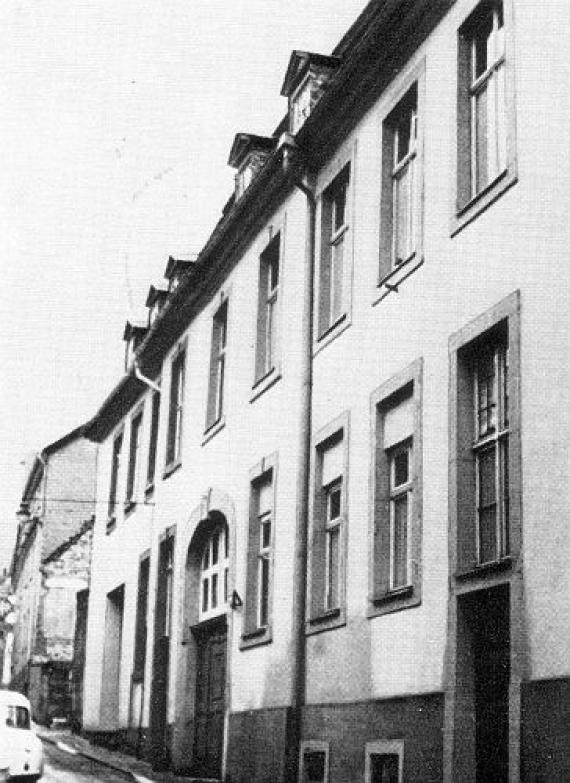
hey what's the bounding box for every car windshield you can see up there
[5,705,31,730]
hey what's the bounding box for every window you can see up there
[199,525,229,622]
[5,706,31,730]
[370,359,422,615]
[308,414,349,632]
[130,554,149,727]
[166,347,185,468]
[146,390,160,490]
[254,234,280,384]
[379,76,424,283]
[125,410,143,508]
[243,456,277,645]
[455,0,516,231]
[318,165,350,338]
[299,742,329,783]
[365,741,404,783]
[107,430,123,520]
[206,299,228,431]
[450,291,520,577]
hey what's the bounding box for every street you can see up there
[41,741,131,783]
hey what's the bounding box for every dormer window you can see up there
[228,133,274,200]
[164,256,196,294]
[123,321,147,371]
[145,285,168,328]
[281,51,341,135]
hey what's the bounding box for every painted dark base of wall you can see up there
[225,693,444,783]
[522,676,570,782]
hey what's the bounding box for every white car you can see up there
[0,691,43,781]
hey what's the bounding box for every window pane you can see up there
[261,517,271,549]
[259,556,270,626]
[303,751,326,783]
[212,573,218,609]
[330,239,344,324]
[371,753,399,783]
[478,446,496,506]
[327,526,340,609]
[212,532,219,565]
[473,12,493,78]
[500,438,510,556]
[474,84,489,193]
[496,61,507,174]
[392,494,409,588]
[479,506,497,563]
[393,449,410,487]
[333,182,346,231]
[393,159,414,263]
[328,486,342,521]
[477,348,497,437]
[202,578,209,613]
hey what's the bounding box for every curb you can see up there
[39,734,133,780]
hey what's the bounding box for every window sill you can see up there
[314,314,350,357]
[163,459,182,480]
[455,556,513,582]
[250,369,282,403]
[368,585,420,618]
[451,166,517,237]
[123,499,136,515]
[105,517,116,535]
[239,625,273,650]
[373,255,424,306]
[305,607,346,636]
[202,416,226,446]
[144,481,155,497]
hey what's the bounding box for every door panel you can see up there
[193,623,227,778]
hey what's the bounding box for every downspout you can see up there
[280,132,316,782]
[133,360,161,394]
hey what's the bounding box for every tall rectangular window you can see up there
[370,360,422,616]
[206,300,228,430]
[242,455,276,647]
[299,742,329,783]
[125,410,143,507]
[318,165,350,337]
[450,291,520,576]
[146,390,160,489]
[254,234,280,383]
[380,80,423,281]
[308,415,348,632]
[166,348,185,467]
[455,0,516,230]
[365,741,404,783]
[107,431,123,520]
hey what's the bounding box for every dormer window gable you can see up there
[280,51,341,135]
[123,321,148,371]
[164,255,197,294]
[228,133,274,200]
[145,285,168,328]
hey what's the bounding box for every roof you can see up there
[84,0,456,443]
[228,133,275,169]
[280,51,341,97]
[42,517,94,566]
[145,285,168,308]
[164,255,196,281]
[22,424,86,502]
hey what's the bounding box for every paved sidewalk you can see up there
[37,727,215,783]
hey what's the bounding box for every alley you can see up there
[41,741,131,783]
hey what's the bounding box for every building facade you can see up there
[82,1,570,781]
[10,429,97,726]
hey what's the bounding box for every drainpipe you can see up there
[279,132,316,782]
[133,360,161,394]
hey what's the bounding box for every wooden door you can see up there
[193,621,227,778]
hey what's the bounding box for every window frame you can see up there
[164,343,186,476]
[299,740,329,783]
[125,406,144,512]
[369,359,423,618]
[307,412,349,634]
[365,740,404,783]
[253,230,283,395]
[378,62,425,292]
[198,523,229,623]
[145,388,161,494]
[205,295,229,437]
[241,453,278,649]
[107,427,124,528]
[452,0,517,236]
[315,149,355,352]
[449,290,521,584]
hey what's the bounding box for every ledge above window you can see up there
[202,415,226,447]
[250,367,282,403]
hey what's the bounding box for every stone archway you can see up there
[171,488,236,777]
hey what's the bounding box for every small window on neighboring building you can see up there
[308,414,349,631]
[254,234,280,384]
[380,79,423,281]
[370,360,422,616]
[455,0,516,231]
[318,165,350,338]
[365,740,404,783]
[300,741,329,783]
[199,524,229,622]
[206,299,228,431]
[166,347,185,469]
[243,456,277,645]
[146,390,160,490]
[125,409,143,508]
[108,430,123,520]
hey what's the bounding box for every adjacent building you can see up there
[10,428,97,725]
[81,1,570,781]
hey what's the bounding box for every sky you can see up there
[0,0,370,569]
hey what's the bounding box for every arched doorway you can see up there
[183,509,231,779]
